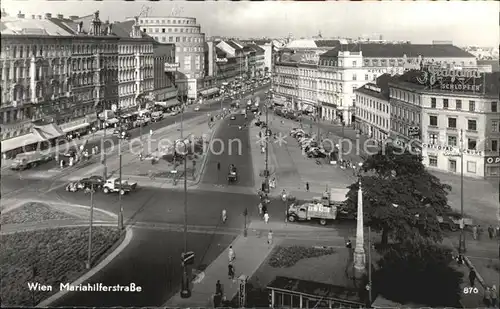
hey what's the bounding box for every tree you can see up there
[346,144,452,245]
[372,239,463,307]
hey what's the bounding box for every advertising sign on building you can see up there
[164,63,180,72]
[485,156,500,165]
[415,66,483,93]
[187,79,197,100]
[215,58,228,63]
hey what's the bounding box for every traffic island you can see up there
[1,202,79,225]
[0,226,123,307]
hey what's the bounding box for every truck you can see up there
[10,151,53,170]
[151,111,164,122]
[287,202,338,226]
[102,177,138,195]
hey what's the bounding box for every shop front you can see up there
[422,143,485,178]
[60,117,90,138]
[484,156,500,178]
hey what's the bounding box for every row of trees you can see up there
[345,145,463,307]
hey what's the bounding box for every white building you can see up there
[317,51,366,124]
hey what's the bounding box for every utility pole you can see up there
[367,226,373,306]
[458,129,466,253]
[264,92,270,193]
[86,184,95,269]
[180,140,190,298]
[118,121,124,230]
[102,112,107,181]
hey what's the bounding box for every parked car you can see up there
[194,106,200,111]
[79,175,105,189]
[230,115,236,120]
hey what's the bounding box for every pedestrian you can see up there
[222,209,227,223]
[491,285,497,307]
[496,226,500,238]
[472,225,478,240]
[216,280,222,296]
[228,262,235,280]
[267,230,273,246]
[258,203,263,216]
[484,287,492,308]
[262,204,267,215]
[213,293,222,308]
[228,245,235,262]
[469,269,477,287]
[264,212,269,224]
[477,225,482,240]
[489,225,495,239]
[306,182,309,192]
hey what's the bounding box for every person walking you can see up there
[477,225,483,240]
[264,212,269,224]
[216,280,222,296]
[489,225,495,239]
[484,287,492,308]
[228,245,235,262]
[306,182,309,192]
[228,262,235,280]
[267,230,273,246]
[258,203,263,216]
[472,225,478,240]
[491,285,498,307]
[222,209,227,223]
[262,204,267,215]
[469,269,477,287]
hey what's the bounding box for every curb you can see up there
[463,255,487,289]
[37,226,134,307]
[192,118,224,186]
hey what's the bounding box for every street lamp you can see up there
[111,104,125,230]
[176,139,190,298]
[282,190,288,223]
[263,91,271,193]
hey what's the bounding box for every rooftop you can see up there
[1,17,74,36]
[355,73,394,101]
[225,40,243,51]
[477,59,500,72]
[320,43,475,59]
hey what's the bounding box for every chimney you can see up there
[45,13,52,19]
[17,11,25,18]
[77,21,83,33]
[37,15,42,20]
[57,14,63,19]
[69,15,79,20]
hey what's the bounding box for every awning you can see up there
[62,122,90,133]
[106,118,119,124]
[33,123,64,140]
[155,99,181,108]
[199,87,219,96]
[1,133,45,153]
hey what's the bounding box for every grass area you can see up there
[1,202,78,225]
[468,256,500,288]
[0,226,122,307]
[268,245,336,268]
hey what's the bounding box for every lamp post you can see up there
[282,190,288,223]
[111,104,124,231]
[264,91,271,193]
[353,162,366,278]
[86,184,95,269]
[178,139,190,298]
[458,129,466,254]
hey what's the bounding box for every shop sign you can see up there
[215,58,228,63]
[164,63,180,72]
[485,156,500,165]
[416,66,483,93]
[422,143,483,156]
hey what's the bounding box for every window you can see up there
[429,133,438,144]
[428,155,438,167]
[176,37,180,43]
[443,99,448,109]
[169,37,173,42]
[365,74,368,81]
[491,140,498,152]
[492,121,499,132]
[448,117,457,128]
[429,115,438,126]
[162,28,165,33]
[469,100,475,112]
[447,135,457,147]
[492,102,498,113]
[467,161,477,173]
[431,97,436,108]
[456,99,462,110]
[467,119,477,131]
[448,159,457,172]
[468,138,477,150]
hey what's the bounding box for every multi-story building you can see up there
[273,53,300,110]
[138,16,206,100]
[0,11,119,158]
[317,50,365,124]
[112,18,155,112]
[354,75,393,142]
[296,62,318,114]
[247,44,266,77]
[214,40,246,82]
[152,42,177,102]
[243,39,274,73]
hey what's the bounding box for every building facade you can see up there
[153,43,177,101]
[273,59,299,109]
[354,79,392,143]
[296,62,318,114]
[317,51,365,124]
[138,16,206,99]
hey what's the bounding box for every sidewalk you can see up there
[166,227,276,307]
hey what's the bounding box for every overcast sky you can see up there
[3,0,498,46]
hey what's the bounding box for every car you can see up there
[79,175,105,189]
[194,106,200,111]
[230,115,236,120]
[227,164,237,183]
